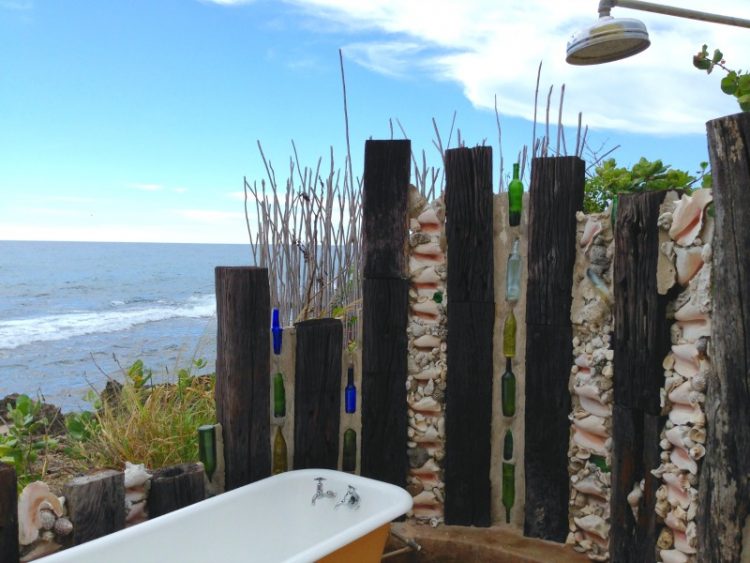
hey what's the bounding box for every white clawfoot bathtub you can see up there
[43,469,412,563]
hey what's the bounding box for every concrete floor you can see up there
[385,522,590,563]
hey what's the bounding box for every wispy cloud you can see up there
[288,0,750,135]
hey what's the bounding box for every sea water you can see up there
[0,241,252,411]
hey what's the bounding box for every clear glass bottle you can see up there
[508,163,523,227]
[503,309,516,358]
[272,426,288,475]
[501,358,516,417]
[505,238,521,303]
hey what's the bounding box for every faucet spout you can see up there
[311,477,336,505]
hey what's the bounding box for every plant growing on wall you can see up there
[584,157,708,213]
[693,44,750,112]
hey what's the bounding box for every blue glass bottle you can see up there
[272,308,283,355]
[345,366,357,414]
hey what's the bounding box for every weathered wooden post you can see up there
[444,146,494,527]
[698,112,750,563]
[64,470,125,545]
[215,266,271,489]
[611,191,677,562]
[0,462,19,563]
[293,318,343,469]
[148,462,206,519]
[524,156,584,541]
[360,139,410,487]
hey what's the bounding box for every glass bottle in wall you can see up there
[273,372,286,418]
[197,424,217,481]
[505,238,521,303]
[272,308,283,355]
[508,162,524,227]
[501,358,516,417]
[345,365,357,414]
[272,426,288,475]
[342,428,357,472]
[502,428,515,523]
[503,309,517,358]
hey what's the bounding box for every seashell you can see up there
[409,396,442,413]
[414,426,440,444]
[124,461,151,489]
[413,334,441,349]
[674,299,708,322]
[411,300,440,322]
[412,367,440,381]
[414,241,443,257]
[411,458,440,475]
[573,415,608,438]
[580,218,603,252]
[668,381,693,406]
[417,208,441,230]
[573,428,608,456]
[657,528,674,551]
[408,184,428,217]
[665,509,687,532]
[627,483,642,521]
[572,474,607,498]
[412,266,441,284]
[53,517,73,537]
[574,383,601,400]
[689,444,706,460]
[574,353,591,368]
[672,344,700,378]
[669,189,713,246]
[671,447,698,475]
[688,426,706,444]
[579,396,612,418]
[17,481,65,546]
[674,530,697,554]
[677,319,711,342]
[665,425,692,450]
[674,247,704,286]
[38,509,56,531]
[655,498,670,519]
[412,506,444,520]
[412,490,439,506]
[669,404,705,427]
[660,549,689,563]
[573,514,610,540]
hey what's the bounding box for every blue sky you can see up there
[2,0,748,243]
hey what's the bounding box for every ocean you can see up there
[0,241,252,412]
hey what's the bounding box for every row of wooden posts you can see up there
[0,114,747,563]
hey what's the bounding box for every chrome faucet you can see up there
[311,477,336,505]
[335,485,360,510]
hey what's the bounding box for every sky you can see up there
[1,0,748,244]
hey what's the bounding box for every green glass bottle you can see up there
[273,372,286,418]
[508,163,523,227]
[501,358,516,417]
[503,428,514,461]
[272,426,288,475]
[502,462,515,523]
[342,428,357,472]
[197,424,217,481]
[503,309,516,358]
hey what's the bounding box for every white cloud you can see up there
[288,0,750,134]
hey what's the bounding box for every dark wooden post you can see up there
[443,146,494,527]
[148,463,206,519]
[611,191,676,562]
[0,463,19,563]
[698,112,750,563]
[524,156,584,541]
[361,139,410,487]
[64,470,125,545]
[293,318,343,469]
[215,266,271,489]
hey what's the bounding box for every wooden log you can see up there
[444,302,494,527]
[361,278,409,486]
[523,323,572,540]
[148,463,206,519]
[361,139,410,488]
[609,405,661,563]
[443,146,494,527]
[0,462,19,563]
[524,156,583,541]
[698,112,750,563]
[215,266,271,489]
[63,470,125,546]
[613,191,676,414]
[526,157,585,327]
[444,146,494,303]
[362,139,411,279]
[293,318,343,469]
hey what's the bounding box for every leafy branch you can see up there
[693,45,750,112]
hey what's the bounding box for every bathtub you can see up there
[43,469,412,563]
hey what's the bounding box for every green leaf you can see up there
[693,56,711,71]
[712,49,723,64]
[721,75,737,95]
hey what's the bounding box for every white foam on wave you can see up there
[0,294,216,350]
